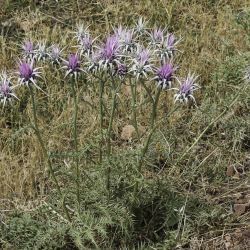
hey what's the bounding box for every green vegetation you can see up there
[0,0,249,249]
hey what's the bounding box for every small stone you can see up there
[121,125,136,141]
[226,165,235,177]
[234,203,248,215]
[225,241,231,248]
[123,85,131,97]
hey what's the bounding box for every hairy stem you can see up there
[106,77,121,198]
[29,85,71,222]
[70,78,80,214]
[135,105,179,193]
[150,88,161,130]
[130,78,140,140]
[99,80,105,163]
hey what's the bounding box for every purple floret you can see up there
[19,62,34,81]
[154,63,176,89]
[174,73,199,104]
[18,60,41,89]
[100,35,119,62]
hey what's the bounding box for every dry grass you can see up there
[0,0,249,249]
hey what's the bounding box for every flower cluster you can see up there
[1,18,202,109]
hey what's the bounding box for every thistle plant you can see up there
[174,73,200,104]
[106,73,123,198]
[149,28,165,46]
[116,63,128,78]
[74,23,90,42]
[0,72,18,108]
[22,41,35,59]
[34,41,48,62]
[98,35,120,71]
[49,44,63,65]
[1,18,202,220]
[116,28,136,53]
[134,17,148,36]
[158,33,180,62]
[78,34,96,56]
[62,53,83,78]
[131,47,153,80]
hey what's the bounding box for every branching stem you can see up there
[29,85,71,222]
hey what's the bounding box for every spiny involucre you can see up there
[154,63,177,90]
[0,72,18,107]
[174,73,199,104]
[63,53,83,78]
[18,60,42,90]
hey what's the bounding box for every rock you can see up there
[226,165,235,177]
[121,125,136,141]
[233,203,249,216]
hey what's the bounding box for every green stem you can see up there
[99,80,105,163]
[150,88,161,130]
[106,77,122,197]
[29,86,71,222]
[141,80,154,104]
[107,82,117,157]
[130,78,140,140]
[135,105,179,193]
[70,78,80,214]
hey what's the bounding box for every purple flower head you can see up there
[101,35,119,61]
[49,44,62,65]
[68,54,80,70]
[174,73,199,104]
[150,28,164,45]
[0,72,18,107]
[122,29,136,53]
[135,17,148,35]
[86,52,100,73]
[99,35,120,70]
[116,63,128,78]
[154,63,177,89]
[131,47,153,79]
[22,41,34,58]
[114,25,126,39]
[114,26,136,52]
[34,41,48,61]
[166,33,175,48]
[244,66,250,82]
[63,53,82,78]
[137,48,150,66]
[79,34,94,56]
[160,33,180,60]
[18,60,41,89]
[74,23,90,42]
[19,62,33,81]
